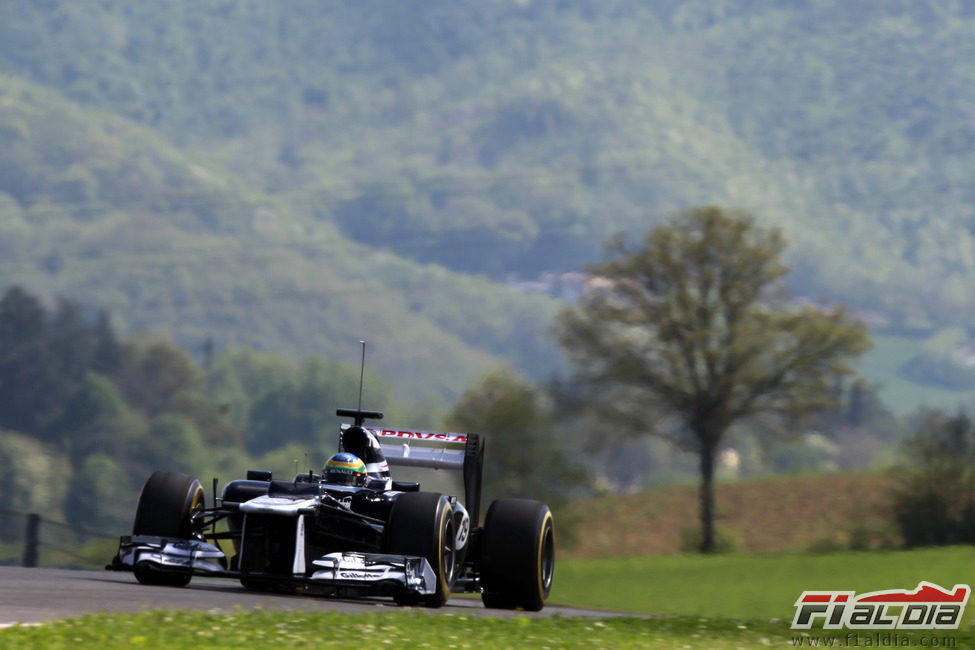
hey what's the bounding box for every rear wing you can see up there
[337,413,484,524]
[370,428,470,469]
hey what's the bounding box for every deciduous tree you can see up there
[554,207,871,552]
[892,409,975,546]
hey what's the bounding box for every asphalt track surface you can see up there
[0,566,630,626]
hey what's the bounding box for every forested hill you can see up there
[2,1,975,402]
[0,75,562,400]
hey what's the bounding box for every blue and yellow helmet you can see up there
[323,452,367,487]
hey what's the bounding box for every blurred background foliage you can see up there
[3,2,975,408]
[1,2,975,536]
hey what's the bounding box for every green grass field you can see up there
[551,546,975,621]
[3,547,973,648]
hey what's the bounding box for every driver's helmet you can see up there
[323,452,367,487]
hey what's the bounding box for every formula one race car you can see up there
[107,407,555,610]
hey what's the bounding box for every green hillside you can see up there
[2,1,975,409]
[0,75,561,400]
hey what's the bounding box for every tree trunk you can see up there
[699,440,717,553]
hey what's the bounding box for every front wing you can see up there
[109,535,438,597]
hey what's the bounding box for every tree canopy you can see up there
[446,367,586,511]
[0,285,406,533]
[891,409,975,547]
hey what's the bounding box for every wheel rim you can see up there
[441,514,457,585]
[538,517,555,595]
[186,484,204,539]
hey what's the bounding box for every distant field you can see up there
[549,470,975,645]
[857,333,975,415]
[561,471,899,557]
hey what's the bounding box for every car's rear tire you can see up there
[384,492,458,608]
[131,470,204,587]
[479,498,554,611]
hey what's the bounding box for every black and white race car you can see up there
[107,407,555,610]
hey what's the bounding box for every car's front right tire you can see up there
[131,470,204,587]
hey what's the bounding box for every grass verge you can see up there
[1,609,972,649]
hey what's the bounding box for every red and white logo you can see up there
[791,581,970,630]
[370,428,468,444]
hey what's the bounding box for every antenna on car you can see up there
[357,340,366,413]
[336,339,383,427]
